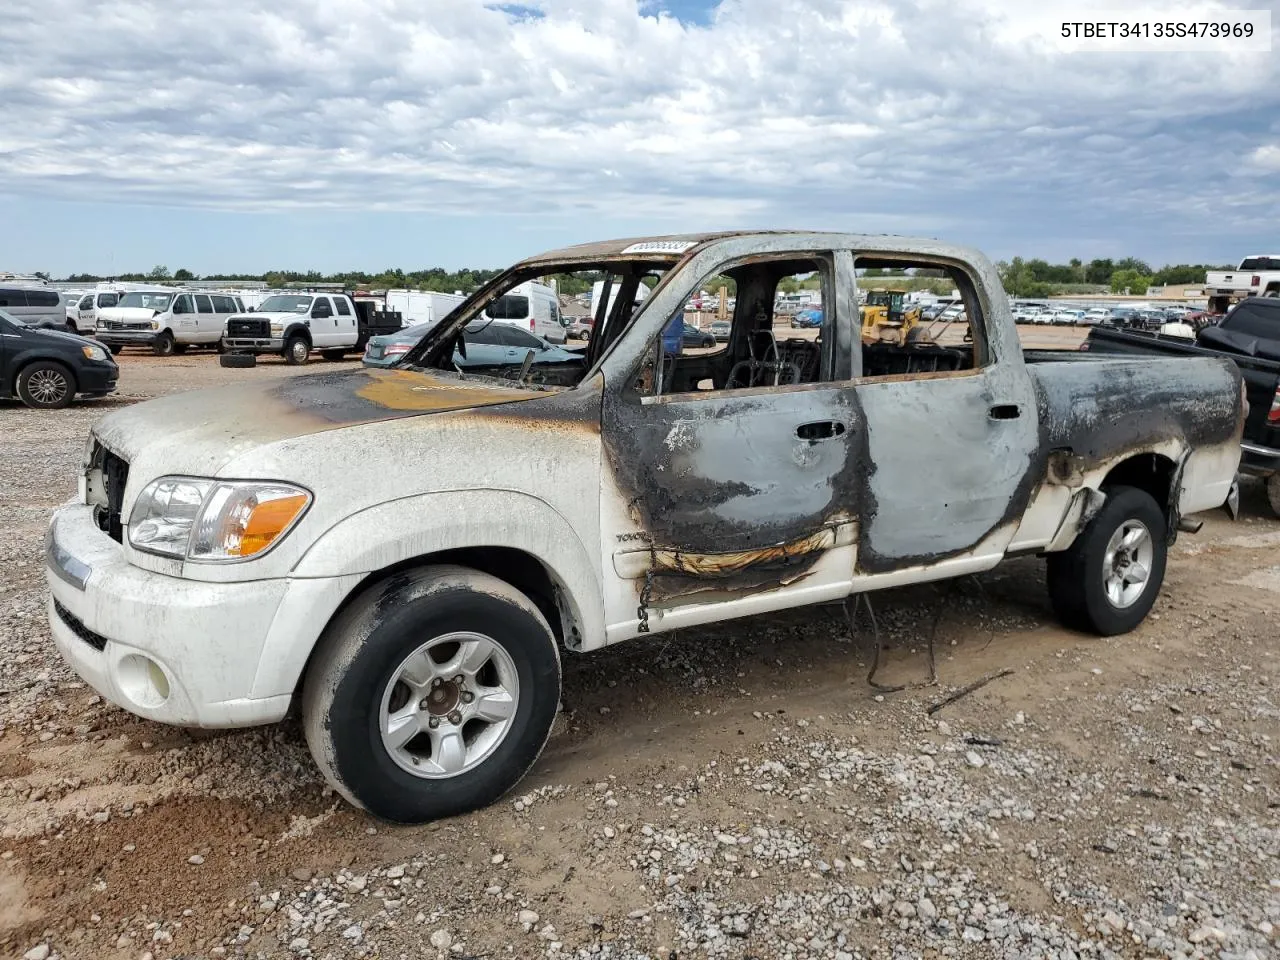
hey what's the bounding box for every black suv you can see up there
[0,307,118,408]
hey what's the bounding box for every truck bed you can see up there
[1075,325,1280,477]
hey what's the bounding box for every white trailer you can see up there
[384,290,467,327]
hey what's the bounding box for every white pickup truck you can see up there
[1205,255,1280,310]
[222,292,368,364]
[47,231,1244,824]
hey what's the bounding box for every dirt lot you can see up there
[1,341,1277,960]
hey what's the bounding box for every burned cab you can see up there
[46,233,1243,824]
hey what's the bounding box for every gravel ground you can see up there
[1,348,1277,960]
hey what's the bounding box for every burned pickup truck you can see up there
[46,232,1243,823]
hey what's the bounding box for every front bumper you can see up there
[95,329,157,346]
[1240,441,1280,478]
[77,363,118,395]
[223,337,284,352]
[45,503,304,727]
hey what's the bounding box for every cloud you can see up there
[0,0,1277,255]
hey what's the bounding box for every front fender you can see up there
[291,487,604,646]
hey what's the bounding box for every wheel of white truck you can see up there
[1266,473,1280,518]
[302,565,561,824]
[152,331,176,356]
[1046,485,1167,636]
[284,335,309,365]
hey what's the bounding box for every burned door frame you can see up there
[597,241,863,641]
[842,250,1042,587]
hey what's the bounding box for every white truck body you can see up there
[384,290,465,327]
[45,230,1244,823]
[95,290,248,353]
[1206,255,1280,299]
[222,293,361,363]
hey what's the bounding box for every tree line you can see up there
[56,256,1233,300]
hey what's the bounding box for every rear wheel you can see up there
[302,565,561,823]
[1266,473,1280,518]
[16,361,75,409]
[284,335,309,365]
[1046,485,1167,636]
[152,331,176,356]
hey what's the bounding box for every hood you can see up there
[92,367,551,476]
[98,307,159,323]
[24,325,111,351]
[236,311,306,323]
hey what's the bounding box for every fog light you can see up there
[118,654,171,708]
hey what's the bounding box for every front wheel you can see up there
[152,331,176,356]
[1046,485,1167,636]
[1266,473,1280,518]
[302,565,562,823]
[284,335,309,365]
[17,361,75,409]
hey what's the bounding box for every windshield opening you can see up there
[258,295,314,314]
[118,292,174,310]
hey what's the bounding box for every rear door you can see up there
[193,294,218,341]
[333,296,357,346]
[0,314,17,396]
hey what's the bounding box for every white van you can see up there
[68,289,122,332]
[96,289,247,355]
[482,280,565,343]
[384,290,466,327]
[0,284,66,328]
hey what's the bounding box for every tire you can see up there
[16,361,75,409]
[1046,485,1167,636]
[152,331,176,356]
[284,335,309,365]
[302,565,561,824]
[219,353,256,369]
[172,343,187,355]
[1266,473,1280,518]
[106,344,121,355]
[321,349,347,362]
[65,321,78,334]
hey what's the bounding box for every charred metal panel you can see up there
[603,385,863,554]
[851,365,1041,571]
[1029,357,1241,461]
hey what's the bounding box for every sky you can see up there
[1,0,1277,278]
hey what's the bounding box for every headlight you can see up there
[81,344,108,362]
[128,477,311,561]
[150,320,160,330]
[269,321,285,335]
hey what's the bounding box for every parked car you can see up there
[364,320,583,370]
[0,306,118,408]
[96,290,247,355]
[484,280,565,343]
[46,230,1242,825]
[68,290,122,333]
[0,284,66,329]
[566,318,593,341]
[1081,308,1110,326]
[222,293,400,364]
[1080,295,1280,515]
[709,319,732,341]
[680,322,716,348]
[790,307,823,329]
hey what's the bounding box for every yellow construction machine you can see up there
[859,289,923,346]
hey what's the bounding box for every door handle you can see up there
[989,404,1021,420]
[795,420,847,442]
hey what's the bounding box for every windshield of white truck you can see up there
[118,292,174,310]
[258,295,314,313]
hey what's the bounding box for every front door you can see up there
[309,297,337,346]
[598,248,860,639]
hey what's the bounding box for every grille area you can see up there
[54,599,108,652]
[227,317,269,338]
